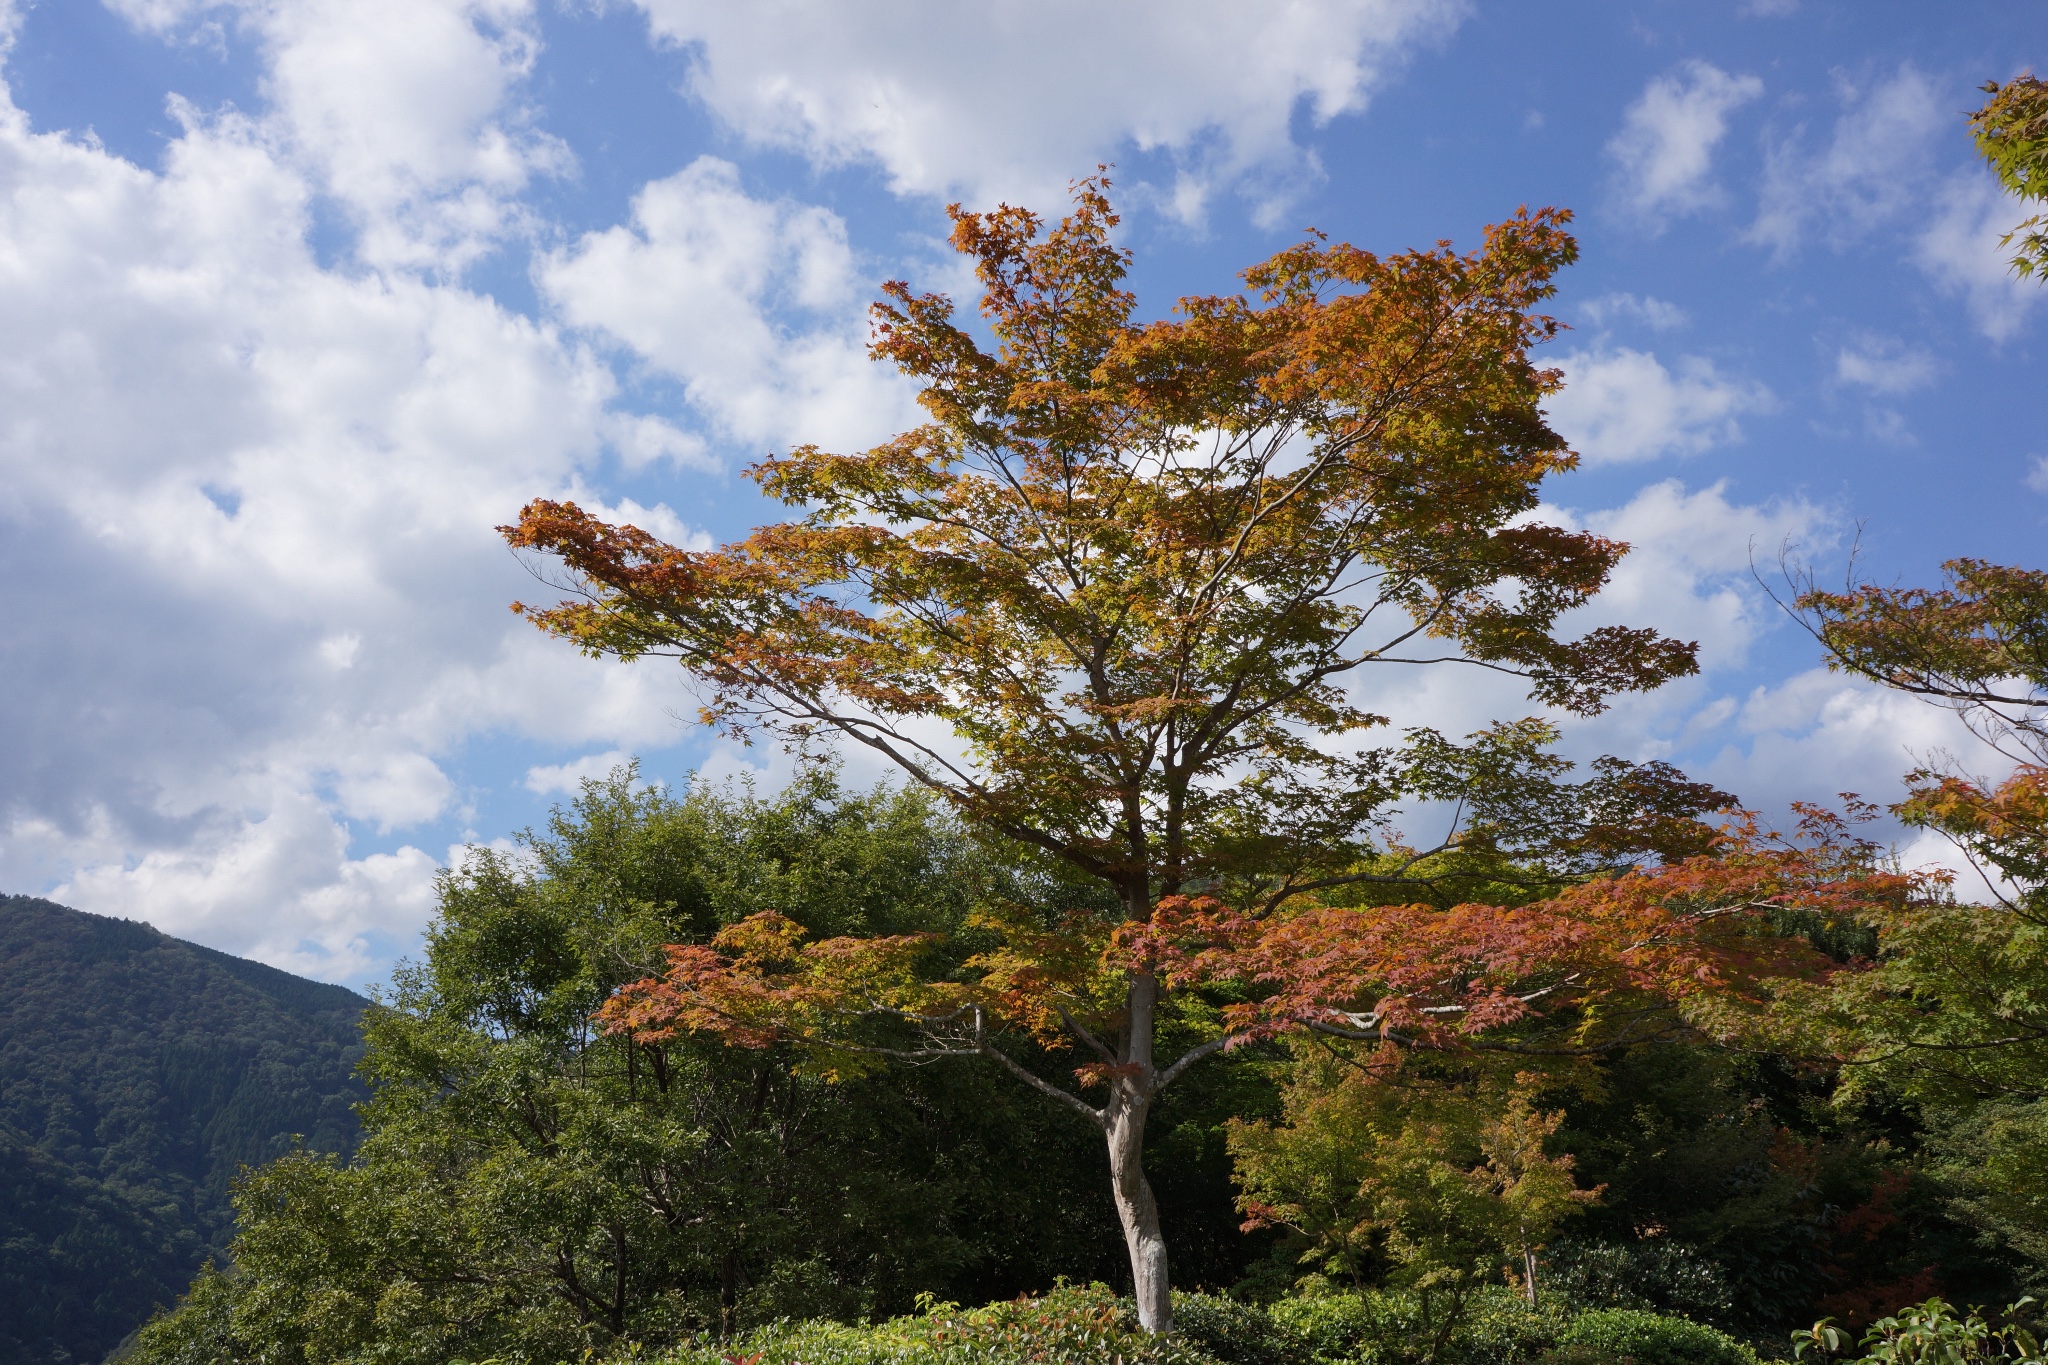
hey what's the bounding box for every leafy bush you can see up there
[658,1285,1223,1365]
[1793,1297,2047,1365]
[1547,1240,1739,1326]
[1170,1291,1300,1365]
[1234,1285,1562,1365]
[1556,1307,1760,1365]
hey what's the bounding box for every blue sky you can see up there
[0,0,2038,985]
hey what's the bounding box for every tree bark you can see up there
[1105,1087,1171,1333]
[1108,968,1172,1333]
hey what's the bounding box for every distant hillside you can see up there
[0,895,369,1365]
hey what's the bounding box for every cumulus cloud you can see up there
[1544,348,1775,464]
[539,157,917,449]
[0,11,753,979]
[628,0,1468,222]
[1569,480,1827,674]
[30,791,445,982]
[111,0,568,272]
[1316,475,1926,863]
[1606,60,1762,226]
[1705,667,1986,812]
[1,0,2026,985]
[1746,64,1945,256]
[526,749,636,796]
[1340,481,1831,783]
[1515,486,2003,831]
[0,0,1483,981]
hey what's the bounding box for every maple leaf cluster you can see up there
[598,806,1923,1078]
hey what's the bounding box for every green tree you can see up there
[1229,1053,1595,1359]
[127,764,1186,1365]
[1787,561,2048,1095]
[1789,564,2048,1279]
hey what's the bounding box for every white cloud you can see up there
[1570,479,1826,673]
[1580,292,1689,331]
[1606,60,1762,226]
[0,29,720,980]
[1833,332,1936,394]
[1737,67,2035,339]
[3,0,2027,985]
[629,0,1468,222]
[0,3,968,983]
[1747,65,1944,257]
[38,790,443,982]
[539,156,918,450]
[2025,455,2048,493]
[110,0,568,272]
[1704,666,1989,815]
[1341,481,1831,786]
[1545,347,1775,464]
[525,749,634,796]
[1896,825,2022,907]
[1914,172,2044,342]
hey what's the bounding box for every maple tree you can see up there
[1228,1060,1598,1359]
[505,179,1774,1332]
[1785,67,2048,1104]
[1970,73,2048,280]
[1788,561,2048,1107]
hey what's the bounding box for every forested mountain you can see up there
[0,895,368,1365]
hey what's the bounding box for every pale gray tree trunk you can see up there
[1106,1090,1172,1332]
[1110,968,1172,1333]
[974,908,1195,1332]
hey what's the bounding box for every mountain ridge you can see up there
[0,894,370,1365]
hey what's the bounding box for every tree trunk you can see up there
[1105,1087,1171,1333]
[1109,967,1171,1333]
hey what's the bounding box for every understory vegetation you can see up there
[121,767,2045,1365]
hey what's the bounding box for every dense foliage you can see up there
[0,896,366,1365]
[636,1283,1765,1365]
[124,768,1277,1364]
[122,764,2035,1365]
[1792,553,2048,1278]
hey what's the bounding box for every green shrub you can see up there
[1261,1285,1563,1365]
[1546,1240,1738,1326]
[657,1284,1223,1365]
[1805,1296,2048,1365]
[1171,1291,1301,1365]
[647,1296,1773,1365]
[1555,1307,1760,1365]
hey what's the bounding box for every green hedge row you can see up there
[644,1284,1761,1365]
